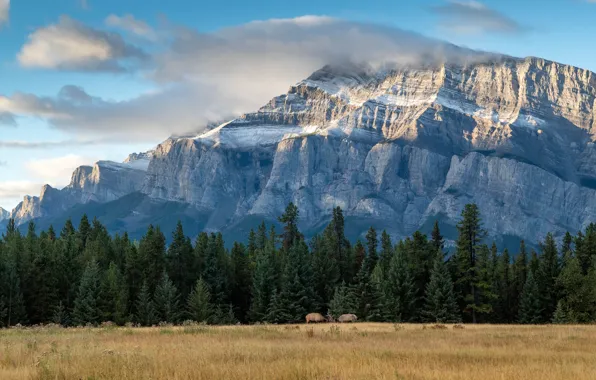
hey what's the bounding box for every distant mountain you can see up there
[9,56,596,247]
[0,207,9,222]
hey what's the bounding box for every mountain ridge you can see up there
[5,55,596,245]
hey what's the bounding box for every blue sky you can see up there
[1,0,596,210]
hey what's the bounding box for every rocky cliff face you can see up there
[0,207,9,222]
[143,57,596,244]
[9,158,150,226]
[10,56,596,245]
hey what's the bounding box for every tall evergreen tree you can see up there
[328,282,356,319]
[230,242,251,323]
[187,278,211,323]
[138,225,167,294]
[167,221,195,300]
[536,233,560,322]
[134,281,156,326]
[518,271,542,324]
[384,249,417,322]
[72,260,101,326]
[454,203,487,323]
[423,254,461,323]
[154,272,181,324]
[99,262,129,325]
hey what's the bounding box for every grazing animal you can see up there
[305,313,327,324]
[338,314,358,323]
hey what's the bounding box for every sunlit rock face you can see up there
[11,57,596,244]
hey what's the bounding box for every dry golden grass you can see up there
[1,323,596,380]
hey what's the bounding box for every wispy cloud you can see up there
[105,14,157,40]
[25,154,97,187]
[0,0,9,27]
[8,16,498,140]
[18,16,148,72]
[0,112,16,127]
[431,1,526,35]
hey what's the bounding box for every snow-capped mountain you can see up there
[9,56,596,245]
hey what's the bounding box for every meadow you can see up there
[1,323,595,380]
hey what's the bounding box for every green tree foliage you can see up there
[454,204,488,323]
[3,202,596,326]
[423,254,461,323]
[134,281,157,326]
[154,272,181,324]
[73,260,101,326]
[518,271,542,324]
[187,278,211,323]
[328,282,355,319]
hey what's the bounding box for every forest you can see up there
[1,203,595,327]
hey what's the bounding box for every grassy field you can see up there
[1,323,595,380]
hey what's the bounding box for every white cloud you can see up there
[105,14,157,40]
[0,180,44,204]
[0,0,9,27]
[0,111,16,126]
[431,1,526,35]
[24,154,96,187]
[6,16,497,141]
[18,16,148,71]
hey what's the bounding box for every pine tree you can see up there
[431,221,444,254]
[278,202,303,251]
[328,282,355,319]
[366,227,378,273]
[423,254,461,323]
[186,278,211,323]
[78,214,91,248]
[138,225,167,294]
[384,250,417,322]
[353,240,366,275]
[268,241,314,323]
[518,271,542,324]
[99,262,129,325]
[512,240,528,320]
[154,272,181,324]
[52,301,70,326]
[167,221,195,300]
[311,234,339,312]
[249,238,278,322]
[454,203,487,323]
[379,230,393,275]
[134,281,157,326]
[230,242,251,323]
[72,260,101,326]
[536,233,560,322]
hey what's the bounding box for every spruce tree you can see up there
[138,225,167,294]
[379,230,393,275]
[135,281,157,326]
[431,221,444,254]
[186,278,211,323]
[249,239,278,322]
[167,221,195,300]
[454,203,487,323]
[230,242,251,323]
[73,260,101,326]
[366,227,378,272]
[536,233,560,322]
[511,240,528,320]
[518,271,542,324]
[329,282,356,319]
[423,254,460,323]
[268,241,314,323]
[99,262,129,325]
[384,250,417,322]
[154,272,181,324]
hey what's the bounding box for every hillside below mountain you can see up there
[5,56,596,246]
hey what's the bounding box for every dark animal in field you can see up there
[338,314,358,323]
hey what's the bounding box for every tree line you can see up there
[1,202,595,327]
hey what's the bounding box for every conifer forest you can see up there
[1,203,595,327]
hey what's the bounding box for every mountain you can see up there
[0,207,9,222]
[9,56,596,246]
